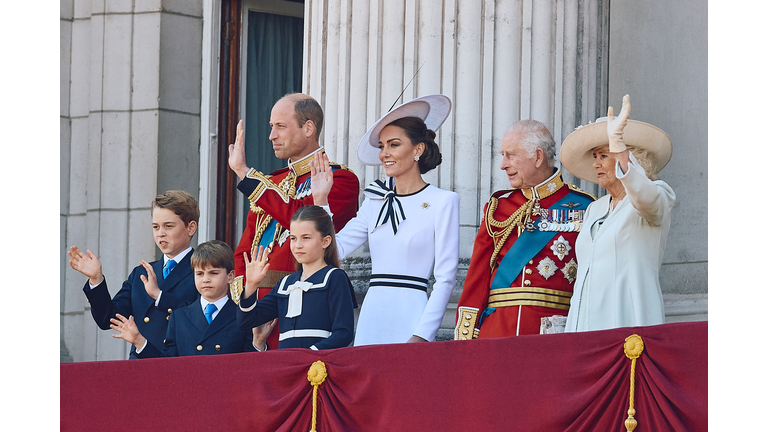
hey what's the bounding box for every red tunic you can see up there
[455,171,594,339]
[231,149,360,349]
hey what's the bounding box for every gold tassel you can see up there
[623,334,645,432]
[307,361,328,432]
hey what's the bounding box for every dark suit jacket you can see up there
[82,251,199,359]
[138,298,256,357]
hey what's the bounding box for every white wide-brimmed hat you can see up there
[560,117,673,184]
[357,94,452,166]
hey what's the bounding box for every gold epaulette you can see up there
[567,184,597,201]
[330,162,355,175]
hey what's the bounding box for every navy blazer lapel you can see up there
[203,300,236,339]
[159,249,194,290]
[184,301,210,336]
[152,260,164,283]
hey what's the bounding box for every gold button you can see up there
[462,329,468,335]
[524,280,531,286]
[464,314,472,320]
[529,260,534,265]
[166,316,170,321]
[144,317,150,323]
[463,321,470,327]
[196,345,203,351]
[167,308,172,313]
[525,269,533,275]
[163,339,166,343]
[215,345,221,351]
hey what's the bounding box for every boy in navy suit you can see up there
[110,240,275,356]
[68,190,201,359]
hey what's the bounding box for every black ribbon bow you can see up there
[364,178,406,235]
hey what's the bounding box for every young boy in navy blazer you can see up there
[68,190,201,359]
[110,240,274,356]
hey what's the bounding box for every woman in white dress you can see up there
[559,94,676,332]
[311,95,459,345]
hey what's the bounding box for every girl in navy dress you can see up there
[236,205,356,350]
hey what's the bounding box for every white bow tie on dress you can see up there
[285,280,314,318]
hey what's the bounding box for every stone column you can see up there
[60,0,203,362]
[303,0,608,339]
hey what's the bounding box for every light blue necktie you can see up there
[163,259,177,278]
[204,303,217,324]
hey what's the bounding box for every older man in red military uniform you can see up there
[455,120,594,339]
[229,93,359,350]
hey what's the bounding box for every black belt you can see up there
[369,274,429,292]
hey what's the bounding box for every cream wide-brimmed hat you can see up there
[560,117,673,184]
[357,94,452,166]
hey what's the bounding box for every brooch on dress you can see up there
[422,202,430,209]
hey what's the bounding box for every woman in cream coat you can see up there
[560,95,675,332]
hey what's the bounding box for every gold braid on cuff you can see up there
[455,306,480,340]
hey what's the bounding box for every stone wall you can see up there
[60,0,204,362]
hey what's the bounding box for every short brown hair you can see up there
[279,93,324,140]
[191,240,235,272]
[151,190,200,226]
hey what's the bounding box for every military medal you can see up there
[278,228,290,246]
[537,257,557,279]
[538,208,586,232]
[561,258,578,283]
[550,235,572,260]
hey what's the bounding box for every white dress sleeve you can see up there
[334,196,373,259]
[412,191,460,341]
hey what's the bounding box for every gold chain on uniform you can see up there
[484,196,538,270]
[248,172,297,256]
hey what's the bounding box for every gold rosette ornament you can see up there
[307,361,328,432]
[623,334,645,432]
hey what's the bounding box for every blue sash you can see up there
[259,220,278,249]
[489,191,592,290]
[478,190,591,326]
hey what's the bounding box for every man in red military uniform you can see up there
[455,120,594,339]
[228,93,360,350]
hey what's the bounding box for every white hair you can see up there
[508,119,556,167]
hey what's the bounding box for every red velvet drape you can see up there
[60,322,707,431]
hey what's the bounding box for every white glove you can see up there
[607,94,631,153]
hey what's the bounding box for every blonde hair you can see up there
[593,145,660,181]
[625,145,660,180]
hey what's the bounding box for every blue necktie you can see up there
[204,303,217,324]
[163,259,177,278]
